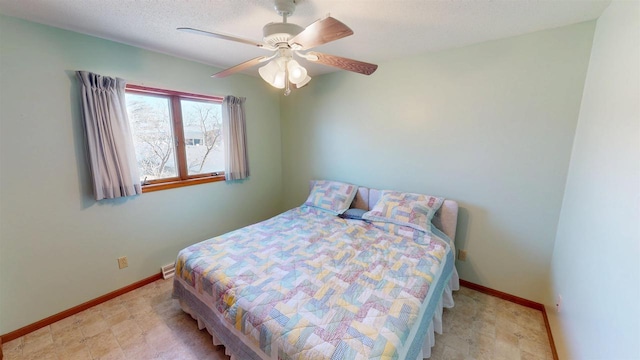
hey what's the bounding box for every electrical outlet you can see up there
[556,295,562,313]
[458,249,467,261]
[117,256,128,269]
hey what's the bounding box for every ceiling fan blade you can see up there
[177,27,266,48]
[212,56,268,78]
[307,52,378,75]
[289,17,353,50]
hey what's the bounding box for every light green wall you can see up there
[0,15,283,334]
[281,22,596,304]
[548,1,640,358]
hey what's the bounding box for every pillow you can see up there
[362,190,444,232]
[339,208,367,220]
[304,180,358,215]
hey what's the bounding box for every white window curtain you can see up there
[222,96,250,181]
[76,71,141,200]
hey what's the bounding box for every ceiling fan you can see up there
[178,0,378,95]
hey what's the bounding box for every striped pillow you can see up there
[363,191,444,232]
[304,180,358,215]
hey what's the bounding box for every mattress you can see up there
[173,205,455,359]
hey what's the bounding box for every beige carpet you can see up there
[3,279,553,360]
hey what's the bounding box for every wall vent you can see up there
[162,262,176,279]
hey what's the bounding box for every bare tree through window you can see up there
[181,99,224,175]
[126,94,177,180]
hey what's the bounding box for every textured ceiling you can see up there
[0,0,611,77]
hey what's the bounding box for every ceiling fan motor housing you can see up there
[262,22,304,47]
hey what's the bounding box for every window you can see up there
[125,85,225,192]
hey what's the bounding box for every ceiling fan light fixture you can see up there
[260,57,308,91]
[258,59,280,85]
[287,60,307,84]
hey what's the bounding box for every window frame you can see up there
[125,84,225,193]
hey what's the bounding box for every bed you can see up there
[173,180,460,359]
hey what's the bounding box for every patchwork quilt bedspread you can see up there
[173,206,453,360]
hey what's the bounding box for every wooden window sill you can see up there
[141,175,225,193]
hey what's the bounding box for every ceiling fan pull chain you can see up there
[284,59,291,96]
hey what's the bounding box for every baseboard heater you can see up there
[161,262,176,279]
